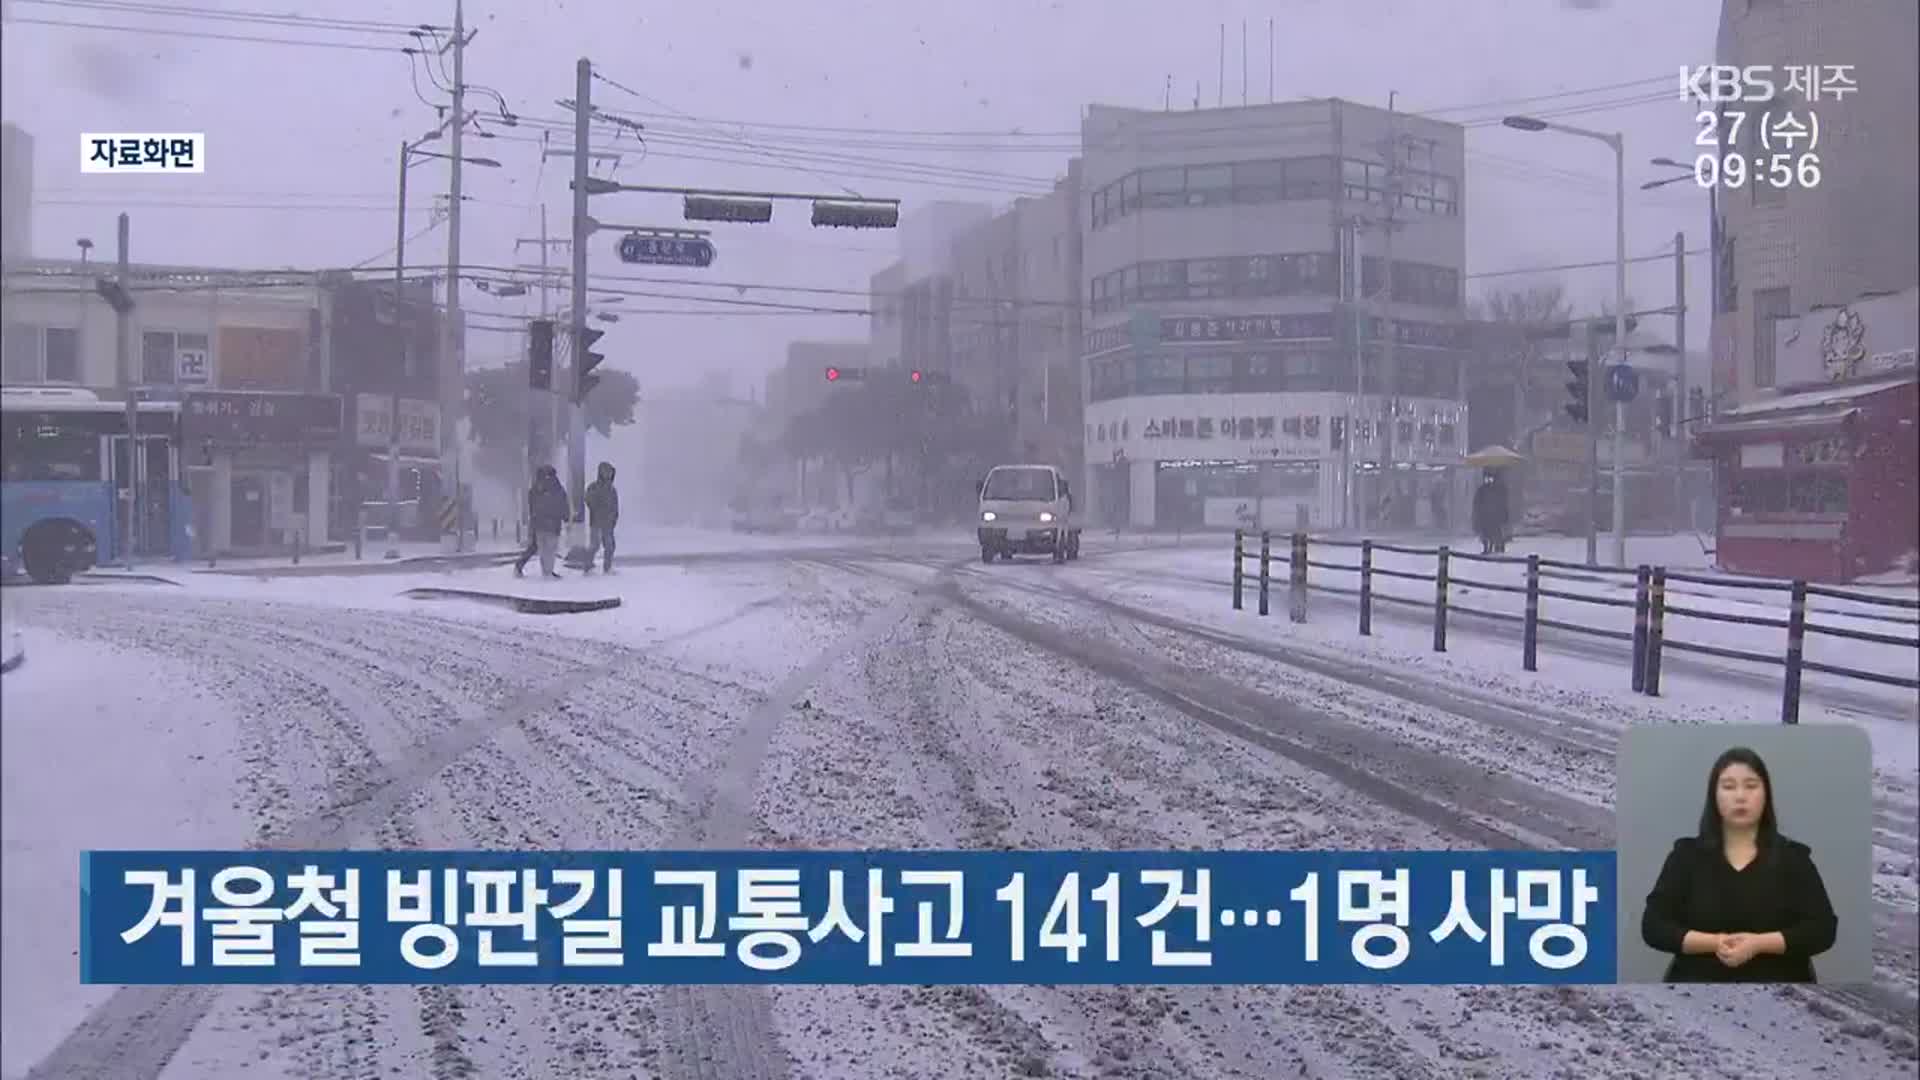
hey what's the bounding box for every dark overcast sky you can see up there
[7,0,1723,405]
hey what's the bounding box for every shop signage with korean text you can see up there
[353,394,440,455]
[184,391,342,446]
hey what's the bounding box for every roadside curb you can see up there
[76,572,184,586]
[192,551,521,578]
[401,587,622,615]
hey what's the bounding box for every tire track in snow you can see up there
[18,588,784,1080]
[931,567,1920,1072]
[658,562,946,1080]
[1006,569,1920,1026]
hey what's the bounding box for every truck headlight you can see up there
[1039,511,1054,523]
[981,511,996,522]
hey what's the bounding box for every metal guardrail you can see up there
[1230,530,1920,724]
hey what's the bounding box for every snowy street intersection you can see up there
[4,535,1917,1080]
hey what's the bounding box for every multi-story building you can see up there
[2,261,343,555]
[322,273,452,545]
[946,165,1085,475]
[1710,0,1920,408]
[868,260,908,370]
[1,262,461,555]
[635,373,756,528]
[1078,99,1469,530]
[1,123,31,263]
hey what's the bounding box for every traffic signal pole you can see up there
[568,57,591,556]
[1586,323,1601,567]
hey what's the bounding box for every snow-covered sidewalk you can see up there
[1133,533,1920,711]
[1,631,253,1078]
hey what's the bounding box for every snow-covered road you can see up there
[3,537,1916,1079]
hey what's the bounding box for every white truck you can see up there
[976,463,1080,564]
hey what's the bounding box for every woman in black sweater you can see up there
[1640,746,1839,982]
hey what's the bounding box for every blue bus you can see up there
[2,386,192,583]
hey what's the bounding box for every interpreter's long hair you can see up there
[1695,746,1780,848]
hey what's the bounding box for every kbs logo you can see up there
[1679,65,1777,104]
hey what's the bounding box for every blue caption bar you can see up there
[82,850,1617,985]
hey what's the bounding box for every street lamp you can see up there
[385,138,503,558]
[1504,114,1628,567]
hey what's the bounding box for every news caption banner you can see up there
[84,851,1616,986]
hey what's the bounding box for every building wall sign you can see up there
[353,393,440,455]
[217,326,307,390]
[1774,288,1919,387]
[184,390,342,445]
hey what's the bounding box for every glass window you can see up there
[3,323,42,382]
[1284,157,1335,199]
[1120,173,1140,212]
[1135,353,1184,395]
[1238,352,1284,392]
[44,328,80,382]
[1185,164,1232,206]
[1297,253,1334,295]
[1140,166,1185,208]
[3,417,103,482]
[1187,258,1233,298]
[142,331,176,385]
[1120,266,1139,302]
[1187,353,1233,393]
[1753,286,1790,388]
[1233,159,1286,190]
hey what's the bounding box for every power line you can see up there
[11,16,408,52]
[1467,249,1705,281]
[19,0,438,33]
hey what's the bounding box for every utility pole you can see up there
[1378,93,1401,530]
[1585,320,1602,566]
[388,142,410,560]
[117,213,135,569]
[568,56,591,554]
[1610,143,1628,568]
[439,0,471,553]
[1670,230,1687,532]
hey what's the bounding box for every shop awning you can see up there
[1692,406,1859,445]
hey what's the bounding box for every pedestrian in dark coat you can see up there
[583,462,619,574]
[1472,473,1500,554]
[515,465,570,578]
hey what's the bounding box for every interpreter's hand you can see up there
[1716,933,1760,968]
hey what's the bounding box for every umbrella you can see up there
[1464,444,1526,468]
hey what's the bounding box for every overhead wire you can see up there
[9,16,410,51]
[18,0,438,33]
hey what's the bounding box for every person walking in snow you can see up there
[583,461,619,574]
[515,465,570,578]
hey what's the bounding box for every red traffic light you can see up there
[910,369,923,383]
[825,366,841,382]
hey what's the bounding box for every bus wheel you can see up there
[21,520,91,585]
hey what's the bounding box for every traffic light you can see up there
[528,319,554,391]
[909,368,923,383]
[1564,360,1590,424]
[576,326,605,403]
[811,200,899,229]
[824,365,869,383]
[684,196,773,224]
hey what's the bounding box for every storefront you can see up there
[182,390,342,555]
[1693,290,1918,582]
[333,392,444,542]
[1084,393,1468,531]
[1693,370,1917,581]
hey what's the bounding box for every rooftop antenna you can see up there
[1165,74,1172,111]
[1218,24,1225,107]
[1194,80,1201,109]
[1269,18,1275,102]
[1241,20,1248,106]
